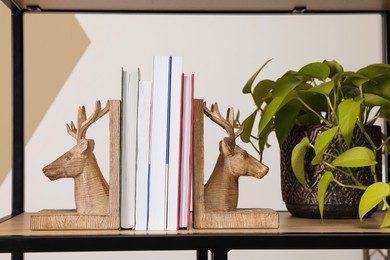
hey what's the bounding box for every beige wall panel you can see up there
[0,1,12,186]
[24,13,90,148]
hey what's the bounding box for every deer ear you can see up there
[78,139,89,154]
[220,138,234,156]
[78,139,95,154]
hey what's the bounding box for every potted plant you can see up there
[237,59,390,226]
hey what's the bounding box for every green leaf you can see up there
[379,107,390,122]
[291,137,311,188]
[272,75,303,97]
[362,79,390,100]
[307,81,334,96]
[298,62,330,81]
[311,126,339,165]
[243,59,273,94]
[258,121,274,160]
[318,171,334,220]
[323,60,344,78]
[252,79,275,108]
[337,99,362,147]
[364,93,390,108]
[334,71,367,87]
[240,110,257,143]
[257,91,297,138]
[351,76,369,88]
[380,209,390,228]
[296,113,321,126]
[234,109,241,128]
[357,63,390,79]
[359,182,390,221]
[274,100,302,146]
[299,92,328,114]
[331,147,377,167]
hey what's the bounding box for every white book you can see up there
[179,74,194,229]
[135,81,152,230]
[166,56,183,230]
[121,68,140,229]
[148,56,171,230]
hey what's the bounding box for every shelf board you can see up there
[11,0,390,12]
[0,211,390,253]
[1,211,388,236]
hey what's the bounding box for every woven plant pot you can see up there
[280,125,382,219]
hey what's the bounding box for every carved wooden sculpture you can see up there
[42,101,110,215]
[31,100,120,230]
[193,99,279,229]
[203,103,269,211]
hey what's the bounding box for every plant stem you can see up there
[325,96,337,123]
[384,199,390,209]
[323,161,365,187]
[377,136,390,151]
[332,179,367,191]
[296,98,332,125]
[250,139,261,156]
[366,115,380,125]
[356,121,378,151]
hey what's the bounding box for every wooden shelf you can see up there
[0,211,390,253]
[9,0,390,12]
[1,211,389,236]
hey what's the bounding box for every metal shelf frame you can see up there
[1,1,390,259]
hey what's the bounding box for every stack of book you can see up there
[121,56,194,231]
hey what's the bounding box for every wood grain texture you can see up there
[203,102,269,212]
[31,100,120,230]
[193,99,205,228]
[108,100,120,226]
[30,210,119,230]
[197,209,278,229]
[193,99,278,229]
[6,211,387,236]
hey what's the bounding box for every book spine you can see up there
[148,56,170,230]
[135,81,152,230]
[166,56,183,230]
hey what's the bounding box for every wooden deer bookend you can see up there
[193,99,279,229]
[43,100,110,215]
[203,102,269,212]
[31,100,121,230]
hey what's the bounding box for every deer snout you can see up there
[42,165,63,181]
[254,164,269,179]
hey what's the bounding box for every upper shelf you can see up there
[7,0,390,12]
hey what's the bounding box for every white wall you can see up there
[2,13,386,260]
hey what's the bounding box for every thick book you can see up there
[120,68,140,229]
[135,81,152,230]
[148,56,171,230]
[179,74,194,230]
[166,56,183,230]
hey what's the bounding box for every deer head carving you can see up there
[203,102,269,211]
[42,101,110,215]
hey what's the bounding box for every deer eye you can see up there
[64,153,72,161]
[240,151,248,159]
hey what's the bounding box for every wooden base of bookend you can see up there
[192,99,278,229]
[31,100,121,230]
[30,210,119,230]
[195,209,279,229]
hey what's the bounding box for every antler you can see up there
[66,100,110,142]
[204,102,243,141]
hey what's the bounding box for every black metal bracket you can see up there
[11,1,24,217]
